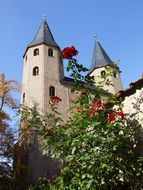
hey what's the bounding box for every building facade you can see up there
[119,77,143,127]
[20,18,123,184]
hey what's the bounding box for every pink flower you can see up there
[61,46,78,59]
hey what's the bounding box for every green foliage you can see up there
[29,178,50,190]
[26,58,143,190]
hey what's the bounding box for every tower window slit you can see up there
[48,48,53,57]
[113,71,117,78]
[25,55,27,61]
[49,86,55,96]
[23,93,25,103]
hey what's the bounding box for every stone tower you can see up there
[21,18,70,184]
[22,18,68,115]
[88,40,123,94]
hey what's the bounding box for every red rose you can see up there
[92,99,102,111]
[50,96,62,104]
[92,100,107,111]
[108,112,115,122]
[87,109,94,118]
[118,111,124,118]
[101,103,108,109]
[62,46,78,59]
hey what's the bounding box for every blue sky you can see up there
[0,0,143,96]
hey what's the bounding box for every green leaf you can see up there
[71,147,76,154]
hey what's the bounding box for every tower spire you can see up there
[28,18,59,49]
[88,40,112,74]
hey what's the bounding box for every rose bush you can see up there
[28,47,143,190]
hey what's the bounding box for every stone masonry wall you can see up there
[123,88,143,127]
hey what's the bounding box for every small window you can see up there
[48,48,53,57]
[101,70,106,76]
[25,55,27,62]
[33,48,39,56]
[33,67,39,76]
[23,93,25,103]
[49,86,55,96]
[90,75,95,81]
[113,71,117,78]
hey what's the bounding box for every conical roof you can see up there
[28,18,59,49]
[88,41,112,74]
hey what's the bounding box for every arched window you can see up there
[49,86,55,96]
[48,48,53,57]
[33,67,39,76]
[23,93,25,103]
[101,70,106,76]
[33,48,39,56]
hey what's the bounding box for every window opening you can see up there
[33,48,39,56]
[48,48,53,57]
[23,93,25,103]
[49,86,55,96]
[113,71,117,78]
[33,67,39,76]
[101,70,106,76]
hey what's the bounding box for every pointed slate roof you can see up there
[28,18,59,49]
[88,41,112,74]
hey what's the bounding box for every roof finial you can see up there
[94,35,98,41]
[43,15,46,20]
